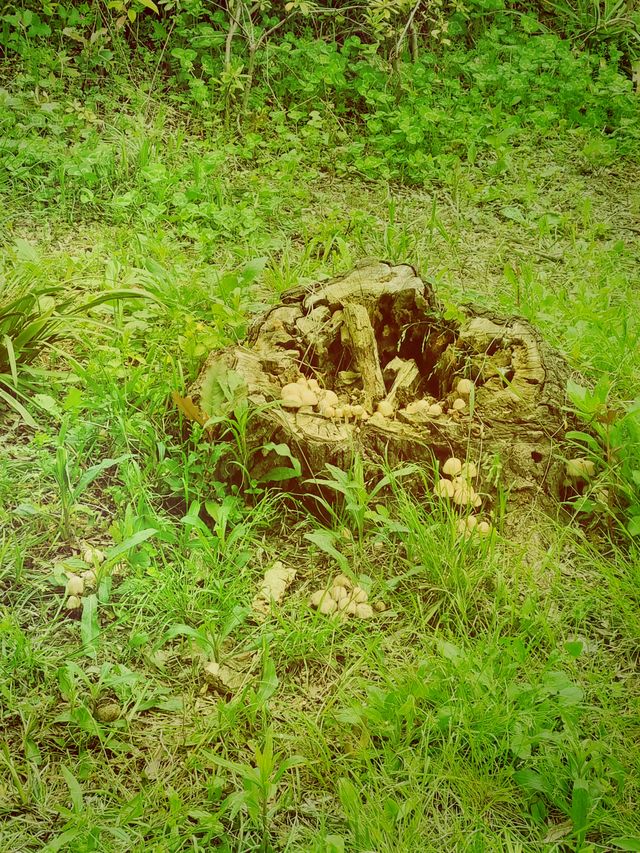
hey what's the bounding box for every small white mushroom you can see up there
[65,575,84,598]
[355,603,374,619]
[476,521,492,537]
[428,403,443,416]
[318,597,338,615]
[281,383,305,408]
[442,457,462,477]
[309,589,328,608]
[452,398,466,412]
[452,479,478,507]
[376,400,395,418]
[459,462,478,479]
[405,400,430,416]
[82,546,106,564]
[66,595,81,611]
[456,378,474,397]
[333,574,352,589]
[351,586,368,604]
[566,458,595,479]
[307,378,320,392]
[319,389,339,407]
[81,570,97,592]
[330,585,349,602]
[456,516,478,537]
[373,600,386,613]
[320,405,336,419]
[350,404,366,420]
[434,478,455,499]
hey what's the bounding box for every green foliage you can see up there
[565,378,640,537]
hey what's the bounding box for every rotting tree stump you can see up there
[187,262,574,521]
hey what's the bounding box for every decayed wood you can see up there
[342,302,385,410]
[190,262,576,517]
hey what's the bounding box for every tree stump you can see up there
[186,262,574,520]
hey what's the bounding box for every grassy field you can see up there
[1,79,640,852]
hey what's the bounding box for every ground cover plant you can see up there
[1,2,640,851]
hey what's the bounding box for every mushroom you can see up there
[456,516,478,537]
[281,383,318,408]
[442,457,463,477]
[459,462,478,479]
[310,589,328,608]
[373,600,386,613]
[476,521,492,537]
[81,570,97,592]
[428,403,443,416]
[456,378,474,397]
[65,575,84,598]
[452,478,479,507]
[376,400,395,418]
[566,458,595,479]
[355,603,374,619]
[82,546,106,564]
[405,400,431,416]
[66,595,81,611]
[307,378,320,392]
[318,596,338,615]
[351,586,368,603]
[333,574,352,589]
[452,398,466,412]
[319,389,339,407]
[330,585,349,602]
[320,405,336,419]
[434,478,455,499]
[350,404,366,420]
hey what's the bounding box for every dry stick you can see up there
[393,0,423,61]
[342,303,386,412]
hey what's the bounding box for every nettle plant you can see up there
[565,378,640,538]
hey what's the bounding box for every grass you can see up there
[1,78,640,852]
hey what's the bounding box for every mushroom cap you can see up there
[428,403,443,416]
[452,398,466,411]
[320,389,339,407]
[318,597,338,615]
[355,603,374,619]
[320,405,336,419]
[442,457,463,477]
[459,462,478,479]
[65,575,84,598]
[477,521,492,536]
[351,404,365,419]
[66,595,82,611]
[452,479,478,506]
[307,378,320,391]
[309,589,327,608]
[281,383,305,408]
[373,600,386,612]
[434,478,455,499]
[298,387,319,406]
[456,378,474,396]
[376,400,395,418]
[333,574,352,589]
[351,586,368,603]
[405,399,430,416]
[330,585,349,602]
[81,570,97,591]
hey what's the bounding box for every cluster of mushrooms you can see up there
[280,376,475,423]
[433,456,493,540]
[309,574,386,619]
[63,546,105,612]
[280,377,368,421]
